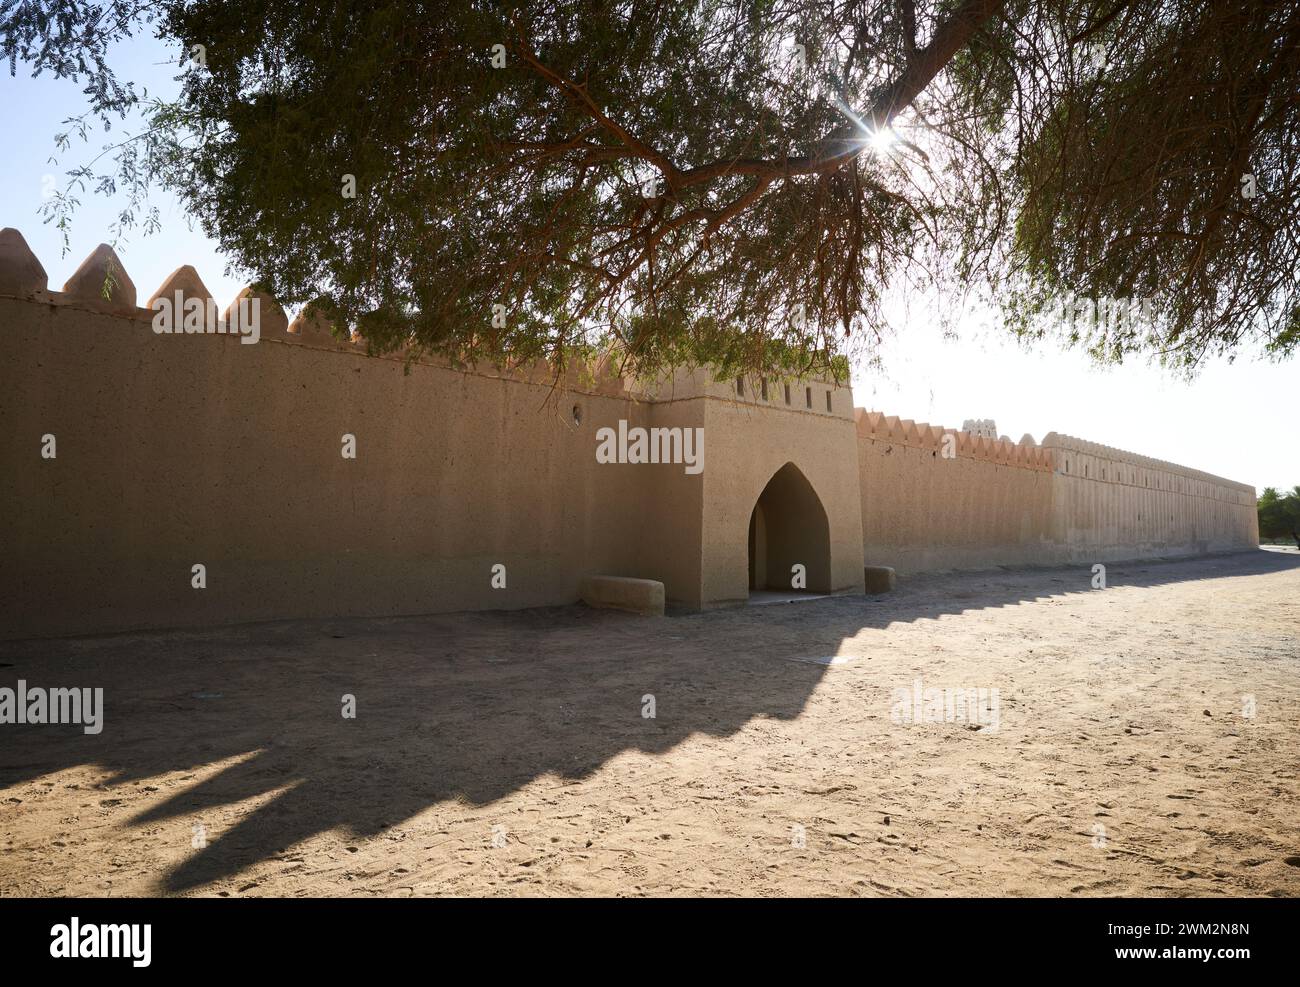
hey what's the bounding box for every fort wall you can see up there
[0,230,1260,638]
[856,411,1257,574]
[1041,433,1258,561]
[0,290,664,638]
[857,411,1057,573]
[0,233,861,636]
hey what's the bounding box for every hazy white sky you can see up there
[857,298,1295,493]
[2,34,1293,493]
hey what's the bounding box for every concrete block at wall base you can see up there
[580,575,665,616]
[864,565,896,593]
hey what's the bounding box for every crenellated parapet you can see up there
[0,228,874,411]
[854,410,1254,501]
[1041,432,1254,502]
[0,228,636,399]
[854,409,1055,471]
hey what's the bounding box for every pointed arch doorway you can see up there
[747,462,832,598]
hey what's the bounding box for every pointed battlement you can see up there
[0,229,647,399]
[148,265,214,310]
[0,228,48,297]
[854,408,1055,471]
[61,242,136,310]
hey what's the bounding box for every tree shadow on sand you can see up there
[1,549,1295,893]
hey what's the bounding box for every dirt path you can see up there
[2,549,1298,897]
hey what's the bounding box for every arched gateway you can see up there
[747,462,832,594]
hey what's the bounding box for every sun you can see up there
[868,126,898,155]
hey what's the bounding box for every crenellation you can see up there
[225,285,289,339]
[856,411,1059,472]
[287,299,350,348]
[0,232,674,401]
[1041,432,1251,502]
[147,265,214,311]
[61,243,136,311]
[0,228,48,298]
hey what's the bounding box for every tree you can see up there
[1257,485,1300,542]
[5,0,1299,380]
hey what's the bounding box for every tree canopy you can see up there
[4,0,1298,379]
[1257,486,1300,541]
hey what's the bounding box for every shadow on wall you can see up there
[0,549,1294,894]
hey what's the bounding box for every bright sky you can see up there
[859,299,1295,494]
[2,33,1293,493]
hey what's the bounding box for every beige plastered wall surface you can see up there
[856,411,1258,575]
[0,251,859,638]
[694,372,865,607]
[0,231,1258,638]
[0,294,670,639]
[1042,435,1258,562]
[620,367,866,609]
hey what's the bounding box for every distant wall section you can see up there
[1042,433,1258,561]
[857,412,1257,574]
[857,411,1056,573]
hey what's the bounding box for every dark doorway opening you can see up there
[747,463,832,598]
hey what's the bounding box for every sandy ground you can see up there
[2,548,1298,898]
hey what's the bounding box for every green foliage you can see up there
[1006,2,1300,375]
[149,0,909,378]
[5,0,1300,381]
[1257,486,1300,541]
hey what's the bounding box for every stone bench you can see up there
[580,575,665,616]
[864,565,896,593]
